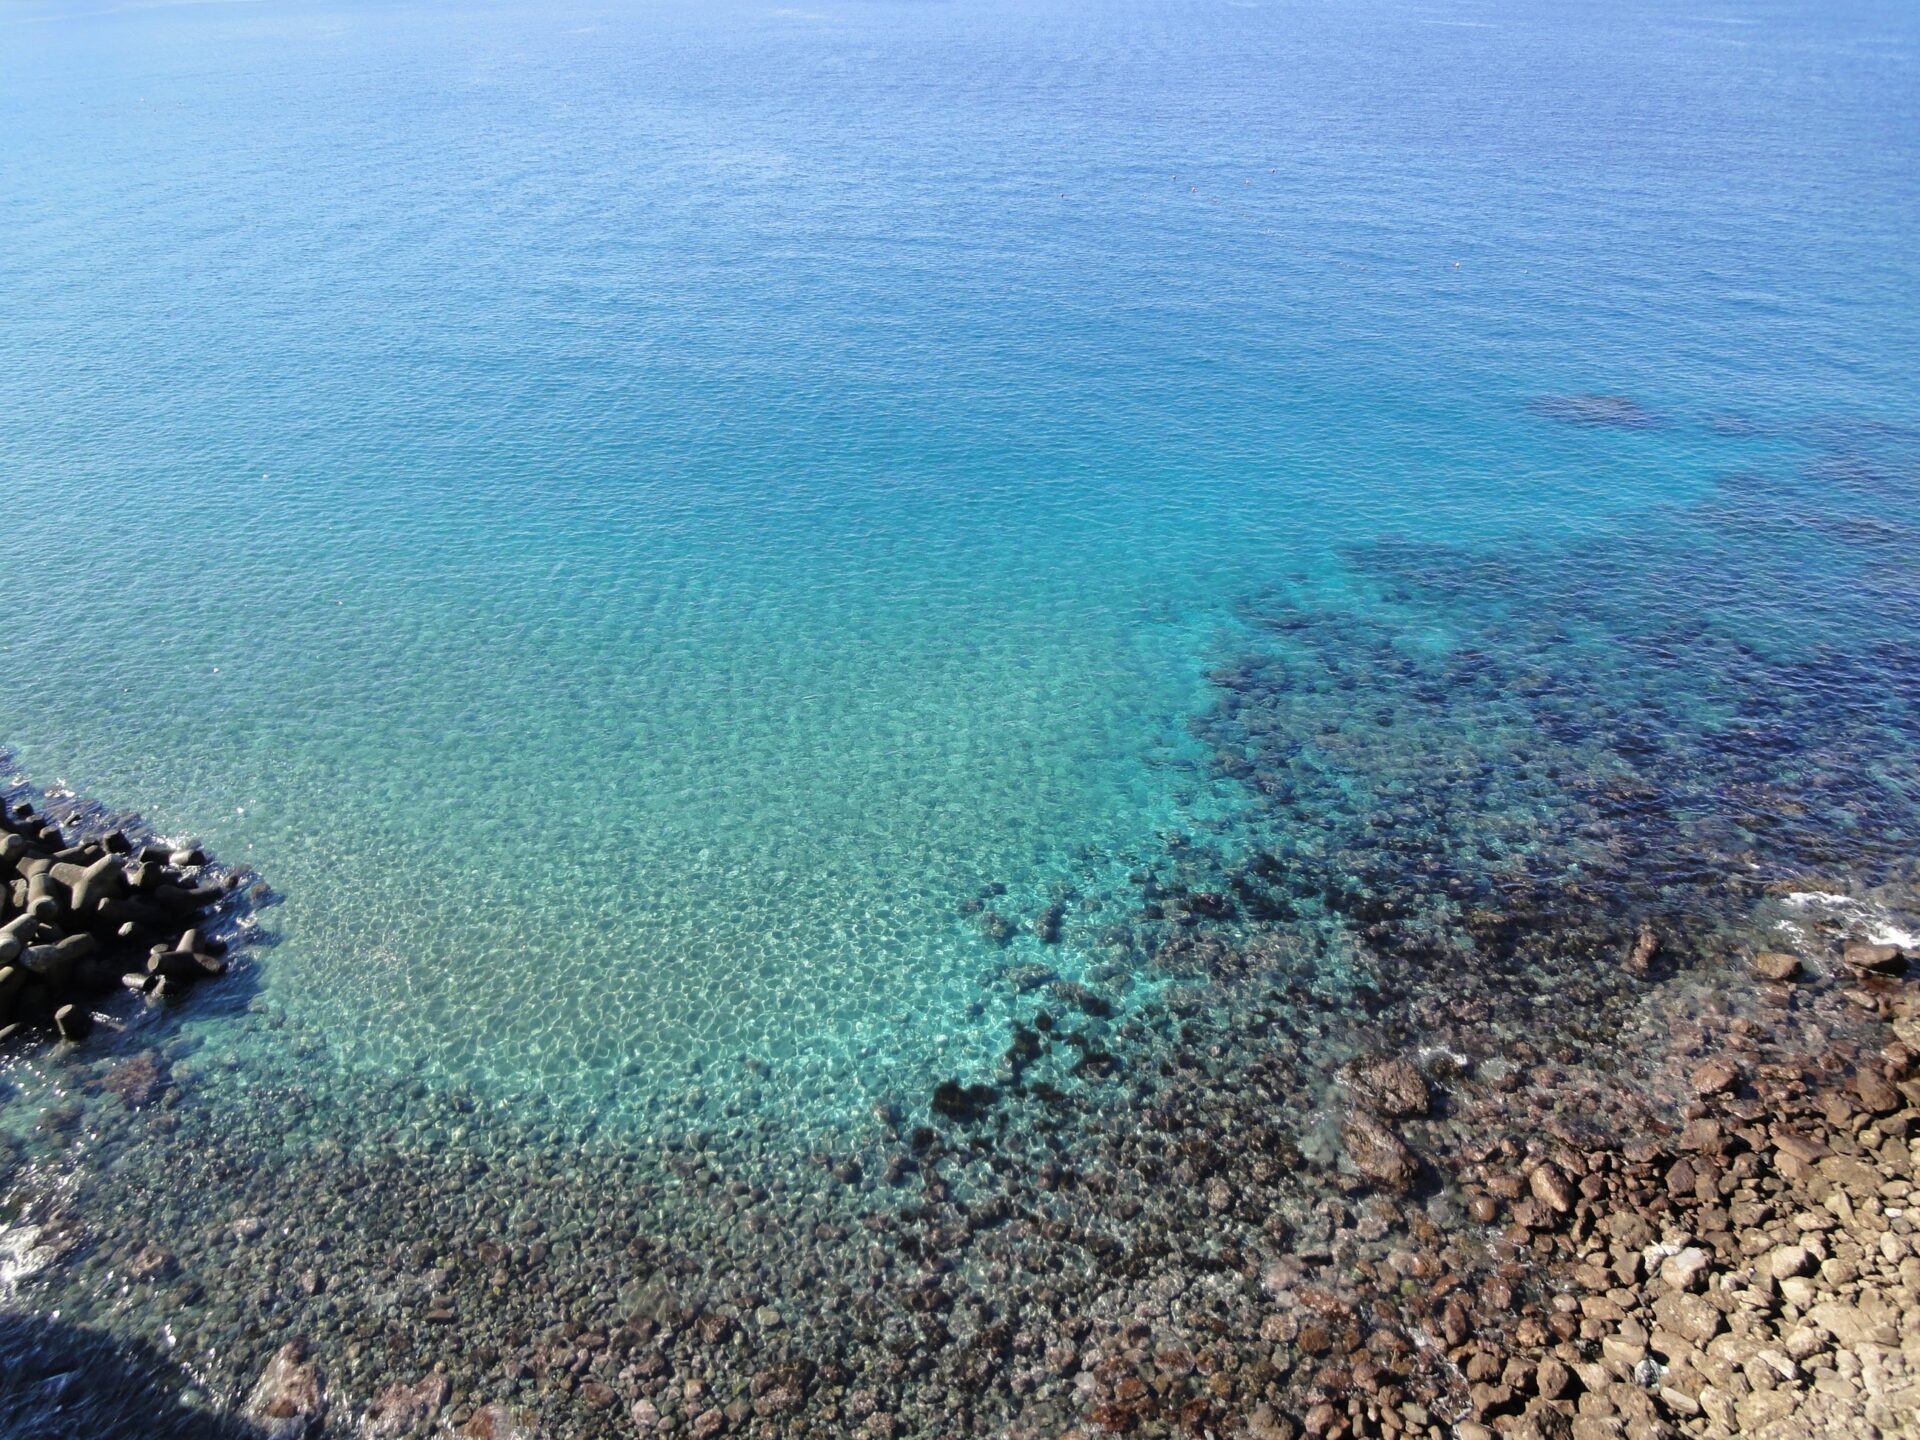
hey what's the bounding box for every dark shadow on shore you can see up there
[0,1311,264,1440]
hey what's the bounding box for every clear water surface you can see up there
[1,0,1916,1135]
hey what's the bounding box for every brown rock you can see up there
[1769,1245,1813,1279]
[1808,1301,1899,1348]
[1689,1058,1739,1096]
[1652,1292,1722,1347]
[1773,1131,1830,1166]
[96,1053,170,1108]
[1856,1070,1900,1114]
[246,1341,327,1440]
[1658,1246,1711,1291]
[1536,1357,1574,1400]
[126,1245,175,1282]
[1841,942,1906,975]
[1751,952,1801,982]
[361,1374,450,1438]
[1530,1162,1576,1215]
[1341,1053,1430,1118]
[1624,925,1658,977]
[1341,1109,1417,1192]
[461,1406,539,1440]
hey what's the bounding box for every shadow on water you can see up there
[0,1311,263,1440]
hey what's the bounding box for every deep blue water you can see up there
[1,0,1917,1124]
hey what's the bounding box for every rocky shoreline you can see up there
[0,864,1911,1440]
[1312,943,1920,1440]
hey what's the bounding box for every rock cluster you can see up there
[0,792,240,1043]
[1418,979,1920,1440]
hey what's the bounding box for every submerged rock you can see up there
[1341,1109,1416,1192]
[94,1053,170,1108]
[931,1079,997,1122]
[1339,1052,1429,1117]
[1752,950,1803,981]
[461,1405,542,1439]
[245,1341,327,1439]
[360,1373,450,1438]
[1031,902,1065,944]
[1688,1057,1739,1096]
[1527,393,1661,429]
[1623,924,1659,977]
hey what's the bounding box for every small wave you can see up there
[1782,890,1918,948]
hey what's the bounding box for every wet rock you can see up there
[54,1004,92,1041]
[1689,1058,1739,1096]
[126,1244,175,1282]
[461,1404,540,1440]
[1752,951,1802,982]
[1528,393,1661,429]
[360,1373,450,1437]
[246,1340,327,1439]
[1341,1109,1416,1192]
[1052,981,1114,1018]
[96,1053,169,1108]
[977,912,1016,946]
[1841,942,1906,975]
[1004,963,1053,993]
[1341,1053,1430,1117]
[1031,903,1065,944]
[1623,925,1658,978]
[1529,1162,1575,1215]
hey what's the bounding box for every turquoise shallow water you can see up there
[1,0,1916,1133]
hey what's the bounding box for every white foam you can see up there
[0,1222,55,1303]
[1781,891,1917,950]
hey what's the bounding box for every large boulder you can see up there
[1341,1109,1417,1192]
[1340,1053,1430,1117]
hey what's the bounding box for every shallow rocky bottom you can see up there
[8,431,1920,1440]
[5,864,1917,1440]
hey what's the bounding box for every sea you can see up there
[0,0,1915,1432]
